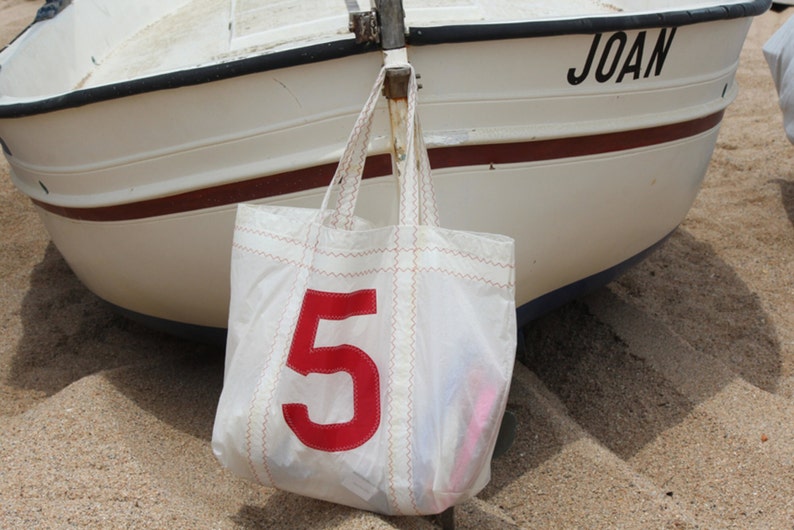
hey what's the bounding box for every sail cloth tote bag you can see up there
[212,65,517,516]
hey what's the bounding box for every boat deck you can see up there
[82,0,623,88]
[0,0,759,99]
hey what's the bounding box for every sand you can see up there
[1,2,793,528]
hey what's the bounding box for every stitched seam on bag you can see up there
[406,225,420,515]
[422,267,514,289]
[330,137,354,230]
[245,275,300,487]
[419,246,515,269]
[336,103,369,231]
[383,232,421,516]
[419,127,441,226]
[243,228,320,487]
[236,225,392,258]
[330,68,383,231]
[232,242,514,290]
[386,227,401,514]
[244,298,290,485]
[236,224,515,269]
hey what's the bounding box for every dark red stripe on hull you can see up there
[31,111,724,222]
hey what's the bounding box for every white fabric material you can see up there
[212,65,516,516]
[764,15,794,143]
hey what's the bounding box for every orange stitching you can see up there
[233,242,513,289]
[235,225,514,268]
[386,227,401,514]
[405,225,420,514]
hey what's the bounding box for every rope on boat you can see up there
[34,0,72,23]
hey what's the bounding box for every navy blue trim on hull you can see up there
[0,39,377,118]
[108,230,674,344]
[516,230,673,326]
[110,305,228,347]
[0,0,771,118]
[408,1,772,45]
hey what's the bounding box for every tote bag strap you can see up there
[414,111,441,227]
[323,64,441,229]
[321,67,387,229]
[398,72,440,228]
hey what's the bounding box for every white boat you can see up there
[0,0,771,340]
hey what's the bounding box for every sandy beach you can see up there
[2,2,793,528]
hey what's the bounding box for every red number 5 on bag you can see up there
[282,289,380,452]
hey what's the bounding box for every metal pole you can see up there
[375,0,405,50]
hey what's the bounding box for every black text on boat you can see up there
[567,28,677,86]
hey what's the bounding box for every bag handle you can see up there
[320,67,386,228]
[320,64,440,229]
[410,103,441,227]
[398,70,440,227]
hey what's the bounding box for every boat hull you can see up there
[30,111,723,330]
[0,5,761,331]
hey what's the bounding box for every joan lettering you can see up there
[595,32,628,83]
[567,27,677,85]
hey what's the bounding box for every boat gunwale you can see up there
[0,0,771,119]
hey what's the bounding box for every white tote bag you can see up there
[212,65,516,516]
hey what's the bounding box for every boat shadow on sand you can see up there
[9,228,783,525]
[8,242,224,433]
